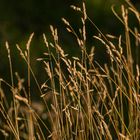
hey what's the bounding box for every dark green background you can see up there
[0,0,139,86]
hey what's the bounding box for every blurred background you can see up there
[0,0,139,90]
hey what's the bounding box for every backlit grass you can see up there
[0,1,140,140]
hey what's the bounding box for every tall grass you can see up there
[0,1,140,140]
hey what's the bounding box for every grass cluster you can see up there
[0,1,140,140]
